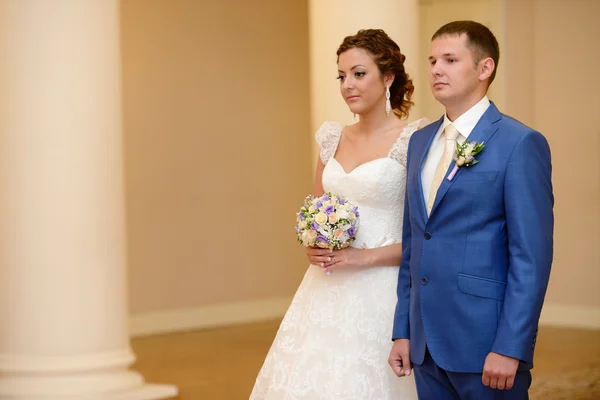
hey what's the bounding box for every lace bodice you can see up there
[316,119,428,249]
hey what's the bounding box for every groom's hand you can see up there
[388,339,412,377]
[482,352,519,390]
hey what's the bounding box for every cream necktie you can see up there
[427,124,460,215]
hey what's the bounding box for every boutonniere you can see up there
[447,140,485,181]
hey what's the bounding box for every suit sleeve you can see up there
[392,138,413,340]
[491,130,554,362]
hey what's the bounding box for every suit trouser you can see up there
[413,347,531,400]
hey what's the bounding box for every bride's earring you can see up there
[385,86,391,116]
[353,113,357,121]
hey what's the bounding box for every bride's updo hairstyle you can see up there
[337,29,414,119]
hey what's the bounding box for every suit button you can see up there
[424,232,432,240]
[421,277,428,285]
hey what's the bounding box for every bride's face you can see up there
[337,48,387,116]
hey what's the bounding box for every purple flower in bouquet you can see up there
[316,234,328,242]
[347,226,356,238]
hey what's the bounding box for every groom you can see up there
[389,21,553,399]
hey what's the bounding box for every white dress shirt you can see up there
[421,96,491,202]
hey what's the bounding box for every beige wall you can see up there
[527,0,600,308]
[420,0,600,311]
[120,0,312,314]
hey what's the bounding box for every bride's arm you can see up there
[323,243,402,273]
[312,159,325,196]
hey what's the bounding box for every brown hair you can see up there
[337,29,414,119]
[432,20,500,85]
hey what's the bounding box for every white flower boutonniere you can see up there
[447,140,485,181]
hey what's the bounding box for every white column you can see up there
[0,1,177,399]
[308,0,420,164]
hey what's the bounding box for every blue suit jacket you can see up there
[393,102,554,373]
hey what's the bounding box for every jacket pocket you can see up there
[458,273,507,301]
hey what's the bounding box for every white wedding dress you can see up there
[250,118,428,400]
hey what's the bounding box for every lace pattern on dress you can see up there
[389,118,431,166]
[315,121,343,164]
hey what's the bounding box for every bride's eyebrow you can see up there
[338,65,367,73]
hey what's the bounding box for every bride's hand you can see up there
[306,247,334,268]
[322,247,364,273]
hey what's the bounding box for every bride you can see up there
[250,29,428,400]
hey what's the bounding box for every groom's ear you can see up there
[478,57,495,85]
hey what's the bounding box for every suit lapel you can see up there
[429,103,502,217]
[416,117,444,223]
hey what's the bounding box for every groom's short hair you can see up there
[432,20,500,85]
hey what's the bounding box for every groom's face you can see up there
[428,34,481,108]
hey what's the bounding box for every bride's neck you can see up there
[357,109,396,135]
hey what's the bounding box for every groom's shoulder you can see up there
[497,112,546,142]
[494,112,551,156]
[499,113,534,133]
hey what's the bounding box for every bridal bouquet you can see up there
[295,192,359,250]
